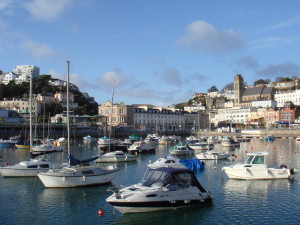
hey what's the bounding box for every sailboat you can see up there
[0,71,63,177]
[37,61,119,187]
[95,80,137,163]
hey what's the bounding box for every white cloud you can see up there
[250,37,297,49]
[178,20,245,55]
[21,40,55,58]
[262,14,300,31]
[97,69,129,90]
[24,0,73,22]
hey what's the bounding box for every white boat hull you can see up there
[195,152,230,160]
[222,166,291,180]
[38,167,119,187]
[0,168,48,177]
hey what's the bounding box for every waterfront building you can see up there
[0,98,41,116]
[13,65,39,83]
[264,108,279,128]
[133,105,185,132]
[0,108,24,123]
[98,101,134,127]
[216,106,257,126]
[273,79,299,90]
[275,89,300,107]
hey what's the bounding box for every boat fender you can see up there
[4,162,9,166]
[280,165,287,169]
[201,161,205,165]
[290,168,297,175]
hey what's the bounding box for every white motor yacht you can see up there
[127,141,156,154]
[222,152,297,180]
[106,167,212,213]
[0,158,63,177]
[95,151,137,163]
[195,150,232,160]
[169,143,194,155]
[148,156,204,170]
[32,139,65,153]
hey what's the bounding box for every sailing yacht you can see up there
[37,61,119,187]
[0,71,63,177]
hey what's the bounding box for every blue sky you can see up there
[1,0,300,106]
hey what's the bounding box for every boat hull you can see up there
[0,168,48,177]
[195,153,230,160]
[109,199,212,213]
[222,166,291,180]
[38,169,119,188]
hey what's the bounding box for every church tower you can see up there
[234,74,244,106]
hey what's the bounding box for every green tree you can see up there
[254,79,269,86]
[207,85,218,93]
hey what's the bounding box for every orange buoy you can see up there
[98,209,104,216]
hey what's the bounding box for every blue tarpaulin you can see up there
[179,158,204,172]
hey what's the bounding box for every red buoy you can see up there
[98,209,104,216]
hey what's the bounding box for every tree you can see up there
[207,85,218,93]
[253,79,269,86]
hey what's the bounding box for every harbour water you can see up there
[1,138,300,224]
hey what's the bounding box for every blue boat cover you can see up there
[179,158,204,172]
[69,154,99,166]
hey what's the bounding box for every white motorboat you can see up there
[148,156,204,170]
[187,142,214,151]
[83,135,97,141]
[195,150,232,160]
[106,167,212,213]
[95,151,137,163]
[32,139,65,153]
[0,158,63,177]
[98,136,118,146]
[169,143,194,155]
[221,137,240,148]
[222,152,297,180]
[127,141,156,154]
[37,61,119,188]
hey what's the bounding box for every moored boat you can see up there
[222,152,297,180]
[106,167,212,213]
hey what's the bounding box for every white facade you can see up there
[252,100,277,108]
[275,90,300,107]
[217,106,257,124]
[0,99,42,116]
[133,107,185,132]
[48,79,66,86]
[13,65,40,83]
[184,105,205,112]
[2,72,18,85]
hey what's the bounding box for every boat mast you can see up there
[108,80,115,152]
[66,61,71,166]
[29,71,32,151]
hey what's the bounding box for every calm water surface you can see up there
[1,138,300,225]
